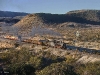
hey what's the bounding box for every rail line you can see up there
[62,44,100,54]
[0,35,100,55]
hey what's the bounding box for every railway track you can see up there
[0,35,100,55]
[62,44,100,55]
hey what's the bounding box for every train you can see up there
[3,35,100,55]
[23,39,100,55]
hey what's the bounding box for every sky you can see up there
[0,0,100,14]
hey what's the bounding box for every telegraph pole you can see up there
[75,31,80,46]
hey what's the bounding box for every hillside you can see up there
[67,10,100,25]
[0,17,21,24]
[14,13,68,27]
[67,10,100,22]
[13,10,100,33]
[0,11,29,26]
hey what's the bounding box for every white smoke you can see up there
[1,25,19,36]
[30,26,61,37]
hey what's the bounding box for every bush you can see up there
[75,62,100,75]
[7,63,35,75]
[65,55,77,64]
[36,62,77,75]
[29,56,43,69]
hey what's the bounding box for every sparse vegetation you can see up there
[36,62,77,75]
[0,47,100,75]
[7,63,35,75]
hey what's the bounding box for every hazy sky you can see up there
[0,0,100,14]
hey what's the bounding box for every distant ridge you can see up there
[14,9,100,26]
[0,10,28,17]
[67,10,100,22]
[13,9,100,33]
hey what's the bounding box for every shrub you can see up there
[7,63,35,75]
[65,55,77,64]
[36,62,77,75]
[75,62,100,75]
[29,56,43,69]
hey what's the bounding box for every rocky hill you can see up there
[0,9,100,27]
[13,10,100,33]
[13,13,67,28]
